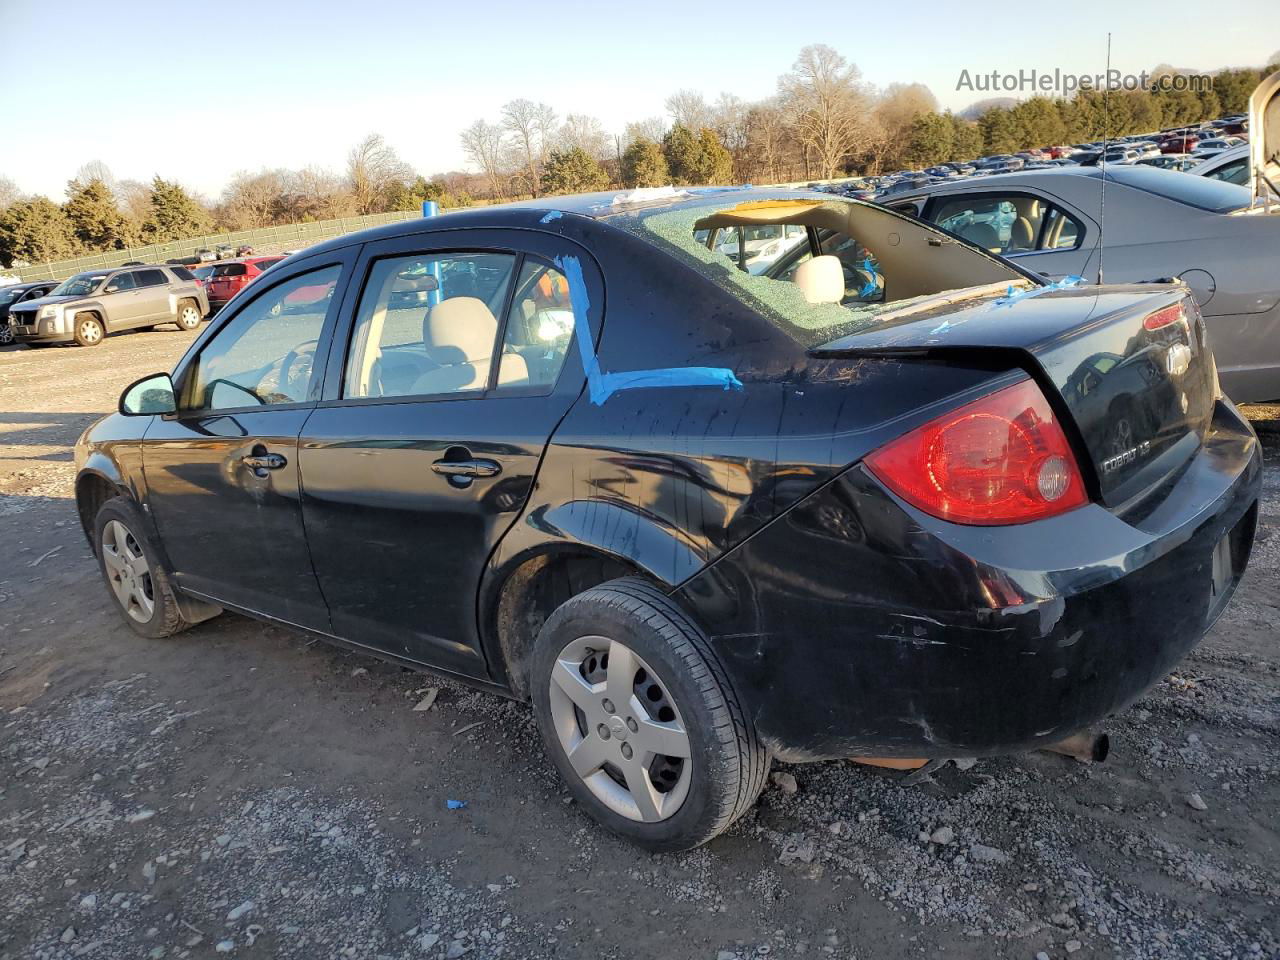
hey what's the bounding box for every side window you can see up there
[1041,207,1083,249]
[1204,158,1248,186]
[105,272,136,293]
[498,260,578,390]
[344,252,517,399]
[187,265,340,412]
[136,269,167,287]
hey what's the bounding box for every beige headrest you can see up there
[793,255,844,305]
[423,297,496,364]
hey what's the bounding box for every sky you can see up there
[0,0,1275,201]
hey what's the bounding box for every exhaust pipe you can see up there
[1041,731,1109,763]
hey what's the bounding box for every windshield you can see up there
[1106,166,1251,213]
[51,273,106,297]
[211,263,248,278]
[0,287,28,306]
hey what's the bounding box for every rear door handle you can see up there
[242,453,287,470]
[431,458,501,478]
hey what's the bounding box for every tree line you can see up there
[3,46,1277,268]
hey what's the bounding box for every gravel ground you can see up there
[1,330,1277,960]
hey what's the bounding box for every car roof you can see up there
[294,186,828,260]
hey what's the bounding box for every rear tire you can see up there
[175,299,202,330]
[531,577,769,851]
[73,314,105,347]
[94,497,191,639]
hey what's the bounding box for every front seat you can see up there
[957,222,1001,252]
[411,296,529,395]
[1010,217,1035,250]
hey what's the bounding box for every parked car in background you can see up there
[236,244,255,257]
[1139,154,1198,171]
[1162,134,1200,153]
[1192,144,1252,186]
[205,256,286,313]
[9,265,208,347]
[1101,146,1140,164]
[196,248,216,263]
[75,186,1260,850]
[923,165,960,179]
[881,166,1280,402]
[1192,138,1239,157]
[0,280,59,345]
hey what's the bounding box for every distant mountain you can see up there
[958,97,1019,120]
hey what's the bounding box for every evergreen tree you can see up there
[64,178,136,251]
[540,148,608,194]
[145,177,210,242]
[662,124,701,184]
[0,197,77,266]
[621,137,669,188]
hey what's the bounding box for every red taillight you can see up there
[865,378,1088,525]
[1142,304,1184,331]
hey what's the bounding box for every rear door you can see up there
[299,229,597,676]
[142,250,356,628]
[134,268,172,321]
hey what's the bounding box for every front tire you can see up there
[73,314,104,347]
[0,324,13,346]
[531,577,769,851]
[175,299,202,330]
[94,497,191,639]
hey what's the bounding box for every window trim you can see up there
[328,244,581,408]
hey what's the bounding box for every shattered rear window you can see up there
[618,201,905,347]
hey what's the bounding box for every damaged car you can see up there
[75,186,1261,850]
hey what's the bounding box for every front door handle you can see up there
[431,458,501,478]
[242,453,287,470]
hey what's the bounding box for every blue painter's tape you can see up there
[992,274,1086,308]
[539,210,563,224]
[930,275,1088,334]
[858,256,880,299]
[446,799,466,810]
[554,254,743,406]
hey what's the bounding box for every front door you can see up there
[102,271,146,326]
[299,231,597,676]
[143,254,354,629]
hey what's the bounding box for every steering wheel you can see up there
[279,339,318,400]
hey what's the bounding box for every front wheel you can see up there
[531,577,769,851]
[94,497,192,639]
[74,314,104,347]
[175,299,202,330]
[0,323,13,346]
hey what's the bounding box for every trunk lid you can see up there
[812,283,1217,508]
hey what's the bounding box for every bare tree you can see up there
[533,102,557,169]
[346,134,415,215]
[873,83,939,169]
[288,167,353,221]
[559,114,611,161]
[665,89,714,131]
[72,160,116,192]
[114,179,153,224]
[460,120,508,199]
[778,45,875,179]
[744,100,792,183]
[219,169,290,229]
[0,176,22,212]
[623,117,667,149]
[502,99,554,197]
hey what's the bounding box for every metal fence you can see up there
[5,210,420,282]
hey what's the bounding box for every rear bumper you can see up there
[676,399,1262,760]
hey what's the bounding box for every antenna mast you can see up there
[1099,32,1111,285]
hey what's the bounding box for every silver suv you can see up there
[9,265,209,347]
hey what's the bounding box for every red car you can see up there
[1162,134,1200,153]
[205,256,285,313]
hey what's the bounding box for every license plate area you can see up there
[1207,503,1258,624]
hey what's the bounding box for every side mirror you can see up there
[120,373,177,416]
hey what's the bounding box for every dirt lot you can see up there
[1,329,1277,960]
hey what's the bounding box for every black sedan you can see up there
[75,187,1261,850]
[0,280,60,345]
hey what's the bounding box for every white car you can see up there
[1192,137,1242,158]
[710,223,808,274]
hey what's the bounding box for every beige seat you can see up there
[1010,217,1035,250]
[793,254,845,305]
[410,296,528,395]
